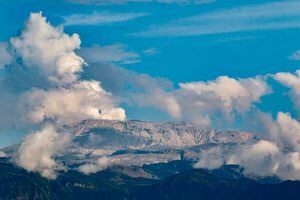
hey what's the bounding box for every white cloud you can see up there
[274,70,300,93]
[79,156,111,174]
[176,76,270,126]
[11,12,83,85]
[194,146,226,170]
[0,42,12,68]
[142,48,160,56]
[86,62,269,126]
[78,44,140,65]
[85,64,181,119]
[21,81,125,125]
[238,112,300,180]
[195,112,300,181]
[9,12,126,127]
[228,140,280,177]
[263,112,300,152]
[68,0,215,5]
[6,11,300,182]
[274,70,300,110]
[68,0,148,5]
[0,151,7,157]
[157,0,214,4]
[276,152,300,181]
[16,125,71,179]
[63,12,148,26]
[136,1,300,37]
[288,50,300,60]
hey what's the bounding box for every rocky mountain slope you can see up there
[72,119,254,149]
[63,119,256,167]
[2,120,257,170]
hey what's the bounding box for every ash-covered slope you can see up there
[54,119,257,168]
[2,120,257,170]
[72,119,254,149]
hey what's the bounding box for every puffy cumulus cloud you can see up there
[0,42,12,68]
[266,112,300,151]
[274,70,300,92]
[176,76,270,126]
[11,12,83,86]
[179,76,269,114]
[229,140,300,180]
[274,70,300,109]
[195,112,300,181]
[0,13,126,179]
[194,141,279,177]
[276,152,300,180]
[16,125,71,179]
[20,81,125,125]
[242,113,300,180]
[78,156,111,174]
[228,140,280,177]
[78,44,140,65]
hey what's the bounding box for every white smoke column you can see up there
[16,125,71,179]
[78,156,111,175]
[9,12,126,179]
[193,146,227,170]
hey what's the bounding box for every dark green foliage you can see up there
[1,158,300,200]
[0,158,156,200]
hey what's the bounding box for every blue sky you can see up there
[1,0,300,147]
[2,0,300,80]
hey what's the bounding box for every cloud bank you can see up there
[84,62,269,127]
[194,112,300,181]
